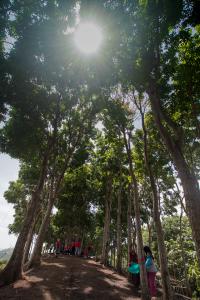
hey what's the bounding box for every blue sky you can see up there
[0,154,19,250]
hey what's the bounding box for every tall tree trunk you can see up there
[147,220,152,248]
[127,187,132,261]
[27,193,55,268]
[174,182,187,216]
[80,233,84,255]
[116,169,122,273]
[101,175,113,266]
[153,191,173,300]
[26,118,83,270]
[0,151,49,285]
[127,186,133,279]
[148,81,200,267]
[138,99,173,300]
[123,130,150,300]
[23,209,40,265]
[28,148,74,268]
[114,244,116,268]
[179,209,192,297]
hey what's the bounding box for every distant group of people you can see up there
[47,238,93,259]
[128,245,157,298]
[63,240,82,256]
[54,238,82,257]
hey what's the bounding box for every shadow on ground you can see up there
[0,256,141,300]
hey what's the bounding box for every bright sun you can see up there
[74,22,103,54]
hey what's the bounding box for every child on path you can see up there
[144,246,157,297]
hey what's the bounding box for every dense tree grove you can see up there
[0,0,199,299]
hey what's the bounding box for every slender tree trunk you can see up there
[27,120,83,269]
[28,148,74,268]
[138,100,173,300]
[153,193,173,300]
[127,186,132,262]
[23,209,40,265]
[27,193,55,268]
[179,209,192,297]
[174,182,187,216]
[23,220,36,266]
[123,130,150,300]
[0,151,49,285]
[101,175,113,266]
[111,246,113,267]
[147,220,152,248]
[116,169,122,273]
[132,223,137,250]
[127,187,133,280]
[114,245,116,268]
[148,82,200,267]
[80,233,84,255]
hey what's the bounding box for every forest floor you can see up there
[0,255,147,300]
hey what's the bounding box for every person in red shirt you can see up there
[55,239,61,257]
[129,249,138,265]
[75,239,81,256]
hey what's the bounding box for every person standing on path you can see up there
[55,238,61,257]
[144,246,157,297]
[129,248,140,288]
[75,239,81,256]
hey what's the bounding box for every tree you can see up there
[104,0,200,267]
[0,0,81,284]
[135,95,173,299]
[102,97,150,299]
[28,100,97,267]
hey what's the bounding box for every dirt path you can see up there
[0,256,141,300]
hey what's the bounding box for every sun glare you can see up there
[74,22,103,54]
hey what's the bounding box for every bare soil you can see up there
[0,255,141,300]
